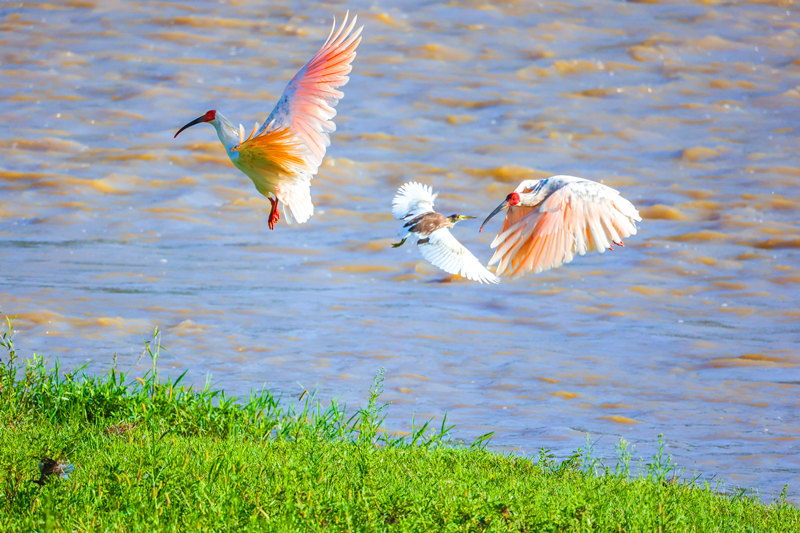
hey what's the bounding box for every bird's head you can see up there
[174,109,217,138]
[447,214,475,226]
[480,192,519,232]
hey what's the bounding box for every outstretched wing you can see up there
[258,12,363,174]
[489,181,641,277]
[392,181,437,219]
[419,228,499,284]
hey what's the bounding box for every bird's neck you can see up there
[211,112,241,158]
[517,179,551,206]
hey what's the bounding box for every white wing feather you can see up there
[392,181,437,219]
[418,228,499,284]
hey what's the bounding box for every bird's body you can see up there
[480,175,641,277]
[174,13,363,230]
[400,212,452,243]
[35,457,74,486]
[393,182,499,284]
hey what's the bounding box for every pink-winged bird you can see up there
[480,175,641,277]
[174,13,363,230]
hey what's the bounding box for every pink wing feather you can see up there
[260,13,363,172]
[489,182,641,277]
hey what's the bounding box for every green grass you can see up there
[0,321,797,531]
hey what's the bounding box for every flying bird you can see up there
[480,175,641,277]
[392,182,499,284]
[173,13,363,230]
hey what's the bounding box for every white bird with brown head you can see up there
[480,175,642,277]
[393,182,499,284]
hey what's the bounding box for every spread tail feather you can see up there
[277,181,314,224]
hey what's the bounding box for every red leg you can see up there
[267,197,281,230]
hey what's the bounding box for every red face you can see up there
[174,110,217,138]
[481,191,519,232]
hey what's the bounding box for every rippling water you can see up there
[2,1,799,500]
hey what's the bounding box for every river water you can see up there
[2,0,798,501]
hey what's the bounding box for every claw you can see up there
[391,237,407,248]
[268,197,280,231]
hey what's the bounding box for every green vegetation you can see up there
[0,321,797,531]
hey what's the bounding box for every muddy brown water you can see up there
[1,1,798,501]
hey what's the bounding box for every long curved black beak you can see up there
[479,200,509,232]
[174,115,206,138]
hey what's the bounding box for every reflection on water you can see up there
[2,0,799,500]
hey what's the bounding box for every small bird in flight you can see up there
[174,13,363,230]
[480,175,641,277]
[392,182,499,284]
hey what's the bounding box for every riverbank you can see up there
[1,325,796,531]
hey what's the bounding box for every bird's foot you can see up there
[614,240,624,247]
[391,238,407,248]
[267,197,281,231]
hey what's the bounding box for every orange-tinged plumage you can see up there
[232,125,307,185]
[481,176,642,277]
[276,16,363,166]
[173,13,363,230]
